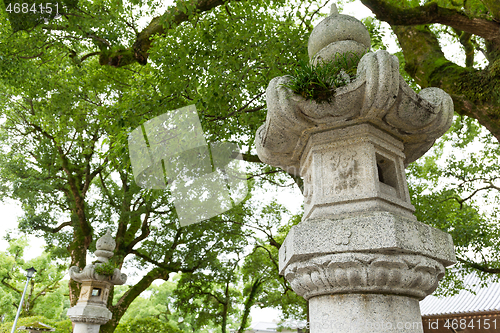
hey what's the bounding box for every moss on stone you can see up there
[19,321,54,331]
[282,52,363,103]
[94,261,116,276]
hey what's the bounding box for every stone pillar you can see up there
[255,5,456,333]
[67,231,127,333]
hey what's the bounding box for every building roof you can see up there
[251,322,279,332]
[420,272,500,316]
[229,322,297,333]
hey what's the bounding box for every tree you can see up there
[240,208,308,327]
[167,203,308,331]
[113,281,179,325]
[2,0,499,328]
[0,0,324,331]
[0,237,67,321]
[358,0,500,141]
[174,258,244,333]
[115,318,181,333]
[4,0,498,142]
[407,116,500,294]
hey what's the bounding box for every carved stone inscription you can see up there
[79,286,91,301]
[332,227,351,245]
[304,173,313,204]
[324,152,361,195]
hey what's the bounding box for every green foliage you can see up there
[115,317,181,333]
[0,238,67,320]
[362,17,387,51]
[174,259,244,332]
[113,281,178,324]
[94,261,116,276]
[282,52,364,103]
[0,0,325,329]
[1,0,78,33]
[1,0,498,327]
[241,211,307,322]
[0,316,72,333]
[394,51,421,92]
[407,116,500,295]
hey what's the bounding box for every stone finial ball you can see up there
[308,4,371,62]
[96,230,116,252]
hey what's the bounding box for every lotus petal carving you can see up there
[284,252,444,300]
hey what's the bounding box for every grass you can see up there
[283,51,365,103]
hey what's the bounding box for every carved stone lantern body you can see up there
[301,123,414,221]
[67,231,127,333]
[256,5,456,333]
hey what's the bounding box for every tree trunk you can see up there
[99,268,168,333]
[237,278,262,333]
[392,25,500,142]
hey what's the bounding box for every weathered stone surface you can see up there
[67,303,112,325]
[309,294,424,332]
[300,124,415,221]
[279,211,456,275]
[95,229,116,262]
[256,5,456,333]
[283,252,444,300]
[67,232,128,331]
[255,52,454,176]
[73,323,101,333]
[69,264,127,285]
[308,4,371,62]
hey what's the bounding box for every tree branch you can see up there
[50,221,72,233]
[126,211,151,251]
[101,0,241,67]
[1,279,21,294]
[242,154,261,163]
[457,257,500,274]
[360,0,500,43]
[388,23,500,142]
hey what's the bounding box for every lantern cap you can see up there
[26,267,37,278]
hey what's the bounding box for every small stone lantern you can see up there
[18,322,55,333]
[67,231,127,333]
[256,4,456,333]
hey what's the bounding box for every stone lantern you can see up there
[256,4,456,333]
[67,231,127,333]
[18,322,55,333]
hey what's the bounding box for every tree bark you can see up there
[360,0,500,43]
[391,24,500,142]
[100,267,170,333]
[100,0,240,67]
[237,278,262,333]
